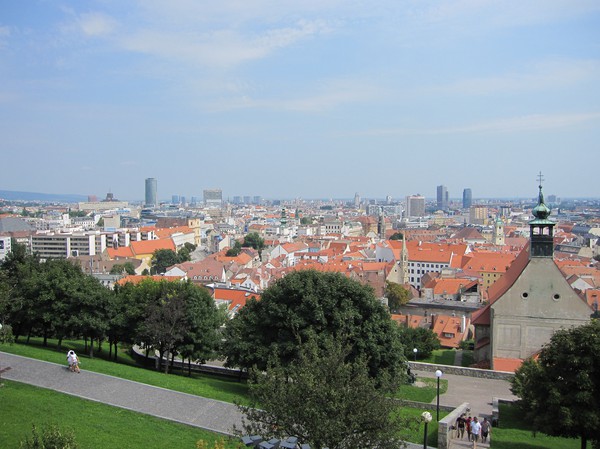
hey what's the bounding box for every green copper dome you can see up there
[532,185,551,220]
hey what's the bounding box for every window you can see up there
[521,292,529,299]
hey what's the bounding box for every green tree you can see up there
[117,279,224,374]
[397,326,441,359]
[111,262,134,275]
[223,270,406,382]
[225,240,242,257]
[385,281,412,311]
[389,232,404,240]
[242,232,264,253]
[238,339,406,449]
[300,216,312,225]
[511,320,600,449]
[150,249,180,274]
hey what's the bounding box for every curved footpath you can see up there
[1,352,516,448]
[0,352,244,436]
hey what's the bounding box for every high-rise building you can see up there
[145,178,158,207]
[354,192,361,209]
[203,189,223,206]
[172,195,180,204]
[463,188,472,209]
[437,185,449,211]
[253,196,262,205]
[405,195,425,217]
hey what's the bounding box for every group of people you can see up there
[66,350,80,373]
[455,413,491,447]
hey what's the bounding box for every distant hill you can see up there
[0,190,88,203]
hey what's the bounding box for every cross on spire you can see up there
[537,171,544,188]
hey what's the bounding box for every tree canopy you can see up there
[397,326,441,360]
[511,320,600,449]
[242,232,264,253]
[238,339,406,449]
[389,232,404,240]
[385,281,412,311]
[223,270,406,382]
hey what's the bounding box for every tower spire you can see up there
[529,173,554,258]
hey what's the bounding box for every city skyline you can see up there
[1,2,599,199]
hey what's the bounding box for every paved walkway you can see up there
[0,352,244,436]
[1,351,516,448]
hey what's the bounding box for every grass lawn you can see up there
[0,380,243,449]
[492,403,580,449]
[1,339,452,447]
[422,349,456,365]
[395,376,448,402]
[0,339,251,405]
[396,407,448,447]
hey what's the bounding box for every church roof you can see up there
[471,245,531,326]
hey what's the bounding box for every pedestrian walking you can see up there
[481,417,491,443]
[456,413,466,439]
[471,417,481,448]
[466,415,472,441]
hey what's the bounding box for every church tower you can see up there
[400,233,409,285]
[492,216,505,246]
[529,174,555,258]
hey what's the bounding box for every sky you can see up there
[1,1,599,202]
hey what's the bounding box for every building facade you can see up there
[405,195,425,218]
[145,178,158,207]
[437,185,449,211]
[472,184,592,371]
[462,188,472,209]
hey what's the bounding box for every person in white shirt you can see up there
[67,350,80,373]
[470,416,481,448]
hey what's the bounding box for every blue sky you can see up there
[1,1,599,201]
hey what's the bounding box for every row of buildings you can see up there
[1,183,599,371]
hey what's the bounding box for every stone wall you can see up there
[409,361,515,381]
[437,402,470,449]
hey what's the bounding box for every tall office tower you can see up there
[243,196,251,204]
[462,188,472,209]
[203,188,223,206]
[172,195,180,204]
[354,192,361,209]
[180,196,186,206]
[405,194,426,217]
[253,196,261,205]
[145,178,158,207]
[437,185,449,211]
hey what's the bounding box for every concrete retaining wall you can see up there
[409,361,514,381]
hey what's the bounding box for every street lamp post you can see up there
[421,411,432,449]
[413,347,418,361]
[435,369,443,422]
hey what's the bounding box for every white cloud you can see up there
[76,12,117,37]
[120,19,332,68]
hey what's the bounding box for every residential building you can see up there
[0,235,11,261]
[204,189,223,207]
[405,195,425,218]
[469,205,489,225]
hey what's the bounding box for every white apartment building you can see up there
[30,231,107,259]
[0,236,11,261]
